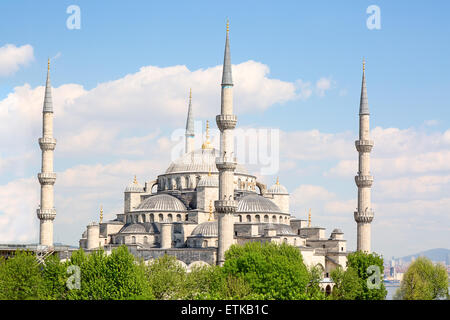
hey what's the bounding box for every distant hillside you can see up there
[396,248,450,263]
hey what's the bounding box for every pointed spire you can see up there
[100,205,103,224]
[276,177,280,185]
[133,175,138,184]
[43,58,53,113]
[359,58,369,115]
[221,19,233,86]
[185,88,195,137]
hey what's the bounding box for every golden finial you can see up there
[363,58,365,72]
[208,200,213,221]
[208,170,211,176]
[308,208,311,227]
[189,88,192,101]
[276,177,279,185]
[47,58,50,71]
[133,175,138,184]
[100,205,103,224]
[226,19,229,33]
[202,120,212,149]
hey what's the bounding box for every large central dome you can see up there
[165,148,248,175]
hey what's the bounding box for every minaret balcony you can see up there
[355,140,373,153]
[38,172,57,185]
[355,175,373,187]
[216,157,237,171]
[216,114,237,131]
[214,199,237,214]
[37,208,56,220]
[354,208,374,223]
[39,137,57,151]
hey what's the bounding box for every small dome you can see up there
[332,228,344,234]
[237,194,282,214]
[119,223,146,234]
[136,194,186,211]
[275,224,295,235]
[267,178,288,195]
[125,177,144,193]
[197,174,219,188]
[191,221,218,237]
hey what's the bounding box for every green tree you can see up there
[0,250,45,300]
[184,265,255,300]
[222,242,310,299]
[41,254,69,300]
[66,246,153,300]
[330,266,363,300]
[144,254,187,300]
[346,251,387,300]
[394,257,449,300]
[306,265,327,300]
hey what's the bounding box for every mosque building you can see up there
[36,22,375,277]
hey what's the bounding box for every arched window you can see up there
[325,285,332,295]
[132,236,136,244]
[283,238,288,244]
[279,216,283,223]
[238,215,242,223]
[142,214,146,223]
[168,214,173,222]
[246,215,251,222]
[158,214,163,222]
[255,215,260,223]
[144,236,148,244]
[272,215,277,223]
[202,240,208,248]
[264,215,269,223]
[185,214,189,221]
[150,213,154,223]
[176,214,181,222]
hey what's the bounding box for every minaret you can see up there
[185,88,195,153]
[354,59,374,253]
[215,20,238,266]
[37,59,57,247]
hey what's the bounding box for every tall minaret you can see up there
[354,60,374,253]
[215,20,238,266]
[185,88,195,153]
[37,59,57,247]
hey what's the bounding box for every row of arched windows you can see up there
[237,214,289,224]
[127,213,188,224]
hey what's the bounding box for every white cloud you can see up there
[315,77,332,97]
[0,44,34,76]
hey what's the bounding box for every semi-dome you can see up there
[119,223,146,234]
[165,148,248,175]
[136,194,186,211]
[191,221,218,237]
[237,194,282,213]
[197,174,219,187]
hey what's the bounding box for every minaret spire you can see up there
[354,60,374,253]
[221,19,233,87]
[185,88,195,153]
[215,20,238,266]
[37,59,57,247]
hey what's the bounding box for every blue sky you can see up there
[0,1,449,258]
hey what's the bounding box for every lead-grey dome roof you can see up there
[191,221,218,237]
[125,181,144,193]
[135,194,186,211]
[263,223,295,235]
[332,228,343,234]
[237,194,282,214]
[119,223,146,234]
[197,174,219,188]
[267,182,288,195]
[165,148,248,175]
